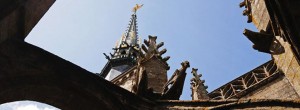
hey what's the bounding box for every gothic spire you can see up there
[100,5,143,80]
[117,13,139,48]
[115,4,143,50]
[110,9,142,61]
[190,68,209,100]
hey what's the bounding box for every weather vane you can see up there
[132,4,144,13]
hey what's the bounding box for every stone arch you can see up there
[0,76,116,110]
[0,39,154,110]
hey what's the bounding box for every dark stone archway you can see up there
[0,39,154,110]
[0,0,154,109]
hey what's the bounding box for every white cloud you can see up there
[14,104,57,110]
[0,101,59,110]
[44,108,56,110]
[15,104,39,110]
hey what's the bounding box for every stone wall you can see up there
[242,75,299,99]
[114,57,169,94]
[250,0,270,31]
[118,72,136,92]
[142,57,168,93]
[112,67,137,93]
[271,36,300,96]
[232,106,300,110]
[154,99,300,110]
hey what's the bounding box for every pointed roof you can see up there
[99,6,142,78]
[115,13,139,49]
[108,12,140,61]
[114,4,143,50]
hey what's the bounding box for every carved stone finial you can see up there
[190,68,209,100]
[148,35,157,43]
[181,61,190,69]
[141,35,170,66]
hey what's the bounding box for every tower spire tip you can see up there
[132,4,144,13]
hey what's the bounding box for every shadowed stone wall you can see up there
[271,36,300,96]
[143,58,168,93]
[242,75,299,99]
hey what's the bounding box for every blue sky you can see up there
[1,0,270,109]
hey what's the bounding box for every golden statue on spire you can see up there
[132,4,143,13]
